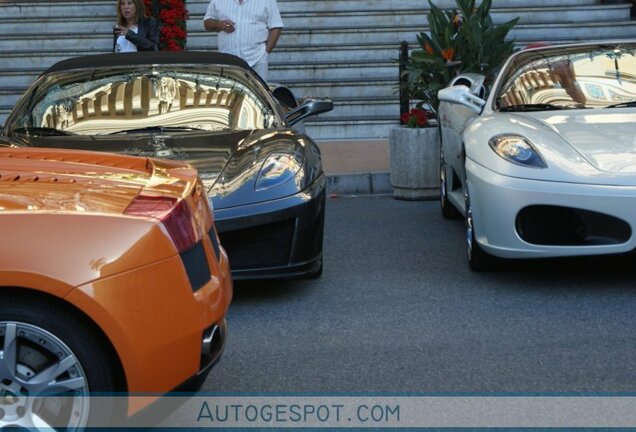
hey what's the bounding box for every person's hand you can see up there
[113,24,129,37]
[219,20,235,33]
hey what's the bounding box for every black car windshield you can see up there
[6,66,280,136]
[496,43,636,111]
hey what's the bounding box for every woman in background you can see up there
[113,0,160,52]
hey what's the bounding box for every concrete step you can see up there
[325,98,399,118]
[0,1,111,18]
[208,22,636,46]
[0,49,387,79]
[0,36,111,54]
[192,21,636,47]
[0,91,23,110]
[271,61,397,81]
[189,5,631,26]
[304,116,398,140]
[1,5,630,35]
[273,45,401,63]
[0,36,596,71]
[189,0,606,14]
[0,71,41,89]
[0,0,611,18]
[275,78,397,99]
[4,18,635,55]
[0,52,99,70]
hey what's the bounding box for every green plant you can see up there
[402,0,518,113]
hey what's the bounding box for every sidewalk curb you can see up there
[326,172,392,195]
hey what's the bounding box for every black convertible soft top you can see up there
[43,51,252,74]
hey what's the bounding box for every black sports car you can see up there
[1,51,333,279]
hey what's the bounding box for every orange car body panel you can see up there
[1,214,174,290]
[0,147,232,414]
[66,239,232,394]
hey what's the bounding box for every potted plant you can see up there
[390,108,439,200]
[391,0,518,200]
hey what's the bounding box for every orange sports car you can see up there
[0,147,232,428]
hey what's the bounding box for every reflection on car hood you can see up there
[533,110,636,174]
[0,147,196,215]
[15,129,253,186]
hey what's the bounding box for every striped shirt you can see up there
[204,0,284,67]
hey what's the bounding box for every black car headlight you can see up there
[488,134,547,168]
[255,150,305,191]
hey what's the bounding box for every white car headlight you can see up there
[255,150,304,191]
[488,134,547,168]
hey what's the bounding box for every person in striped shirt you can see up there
[203,0,284,82]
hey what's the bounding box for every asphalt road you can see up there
[203,195,636,393]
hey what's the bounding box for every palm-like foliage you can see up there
[403,0,518,113]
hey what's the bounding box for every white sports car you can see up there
[438,41,636,270]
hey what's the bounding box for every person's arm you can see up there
[265,27,282,53]
[265,0,283,53]
[204,18,235,33]
[126,17,160,51]
[203,1,234,33]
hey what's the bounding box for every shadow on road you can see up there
[477,253,636,292]
[231,278,314,302]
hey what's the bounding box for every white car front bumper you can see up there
[467,158,636,259]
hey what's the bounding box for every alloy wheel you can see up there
[463,186,495,271]
[0,321,90,430]
[464,188,474,262]
[440,158,448,203]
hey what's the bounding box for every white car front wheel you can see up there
[464,186,496,271]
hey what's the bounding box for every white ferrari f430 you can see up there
[438,41,636,270]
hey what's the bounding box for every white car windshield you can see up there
[496,44,636,111]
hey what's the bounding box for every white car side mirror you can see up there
[438,85,486,114]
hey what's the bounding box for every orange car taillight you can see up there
[125,195,198,253]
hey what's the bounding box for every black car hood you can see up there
[8,127,318,210]
[11,128,254,185]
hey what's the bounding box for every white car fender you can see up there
[462,113,604,183]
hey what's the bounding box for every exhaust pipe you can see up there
[201,319,227,369]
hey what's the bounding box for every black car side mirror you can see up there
[285,98,333,126]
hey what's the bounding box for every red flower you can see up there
[402,108,430,128]
[441,48,455,61]
[150,0,188,51]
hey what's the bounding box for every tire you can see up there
[0,294,122,429]
[464,187,496,271]
[440,148,462,220]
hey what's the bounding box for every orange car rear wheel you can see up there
[0,293,123,428]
